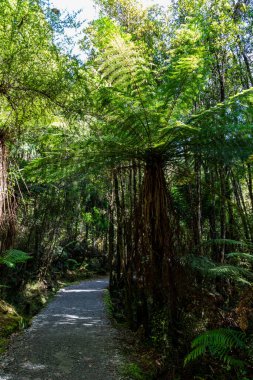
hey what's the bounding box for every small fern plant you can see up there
[184,328,248,372]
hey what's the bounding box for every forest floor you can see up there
[0,278,127,380]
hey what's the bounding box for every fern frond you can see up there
[95,31,156,147]
[208,265,253,284]
[0,249,32,268]
[197,239,252,250]
[227,252,253,263]
[98,33,153,95]
[184,328,247,368]
[222,355,245,368]
[184,345,206,365]
[190,88,253,162]
[183,255,253,285]
[191,87,253,125]
[182,255,216,272]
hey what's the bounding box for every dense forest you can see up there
[0,0,253,378]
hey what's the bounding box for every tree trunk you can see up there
[246,163,253,213]
[108,178,115,291]
[194,154,202,252]
[0,135,16,252]
[231,171,250,241]
[219,166,227,262]
[113,171,123,285]
[0,137,8,225]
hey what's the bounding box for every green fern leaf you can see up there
[185,328,247,368]
[227,252,253,262]
[0,249,32,268]
[184,345,206,366]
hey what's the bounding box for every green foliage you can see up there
[0,337,8,354]
[227,252,253,263]
[0,0,71,137]
[121,362,146,380]
[83,207,108,232]
[197,239,253,250]
[184,328,248,370]
[0,249,31,268]
[0,300,24,354]
[103,289,114,318]
[184,254,253,286]
[185,239,253,285]
[208,265,253,286]
[151,309,171,351]
[1,2,253,380]
[64,259,80,271]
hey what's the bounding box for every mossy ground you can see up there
[0,300,24,353]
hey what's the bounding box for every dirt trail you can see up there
[0,278,126,380]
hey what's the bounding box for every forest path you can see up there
[0,278,126,380]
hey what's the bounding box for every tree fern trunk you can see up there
[140,156,177,334]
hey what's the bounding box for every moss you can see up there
[121,363,147,380]
[103,289,114,318]
[1,318,18,335]
[0,284,53,355]
[0,300,24,354]
[0,337,8,354]
[20,281,53,317]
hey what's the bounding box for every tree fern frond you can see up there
[208,265,253,284]
[190,87,253,125]
[227,252,253,262]
[98,34,153,94]
[189,88,253,160]
[181,255,216,272]
[198,239,252,249]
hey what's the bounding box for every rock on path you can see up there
[0,278,125,380]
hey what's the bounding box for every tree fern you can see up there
[89,17,205,158]
[25,16,253,179]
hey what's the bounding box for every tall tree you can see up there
[0,0,72,250]
[76,15,253,336]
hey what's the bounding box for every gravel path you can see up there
[0,278,126,380]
